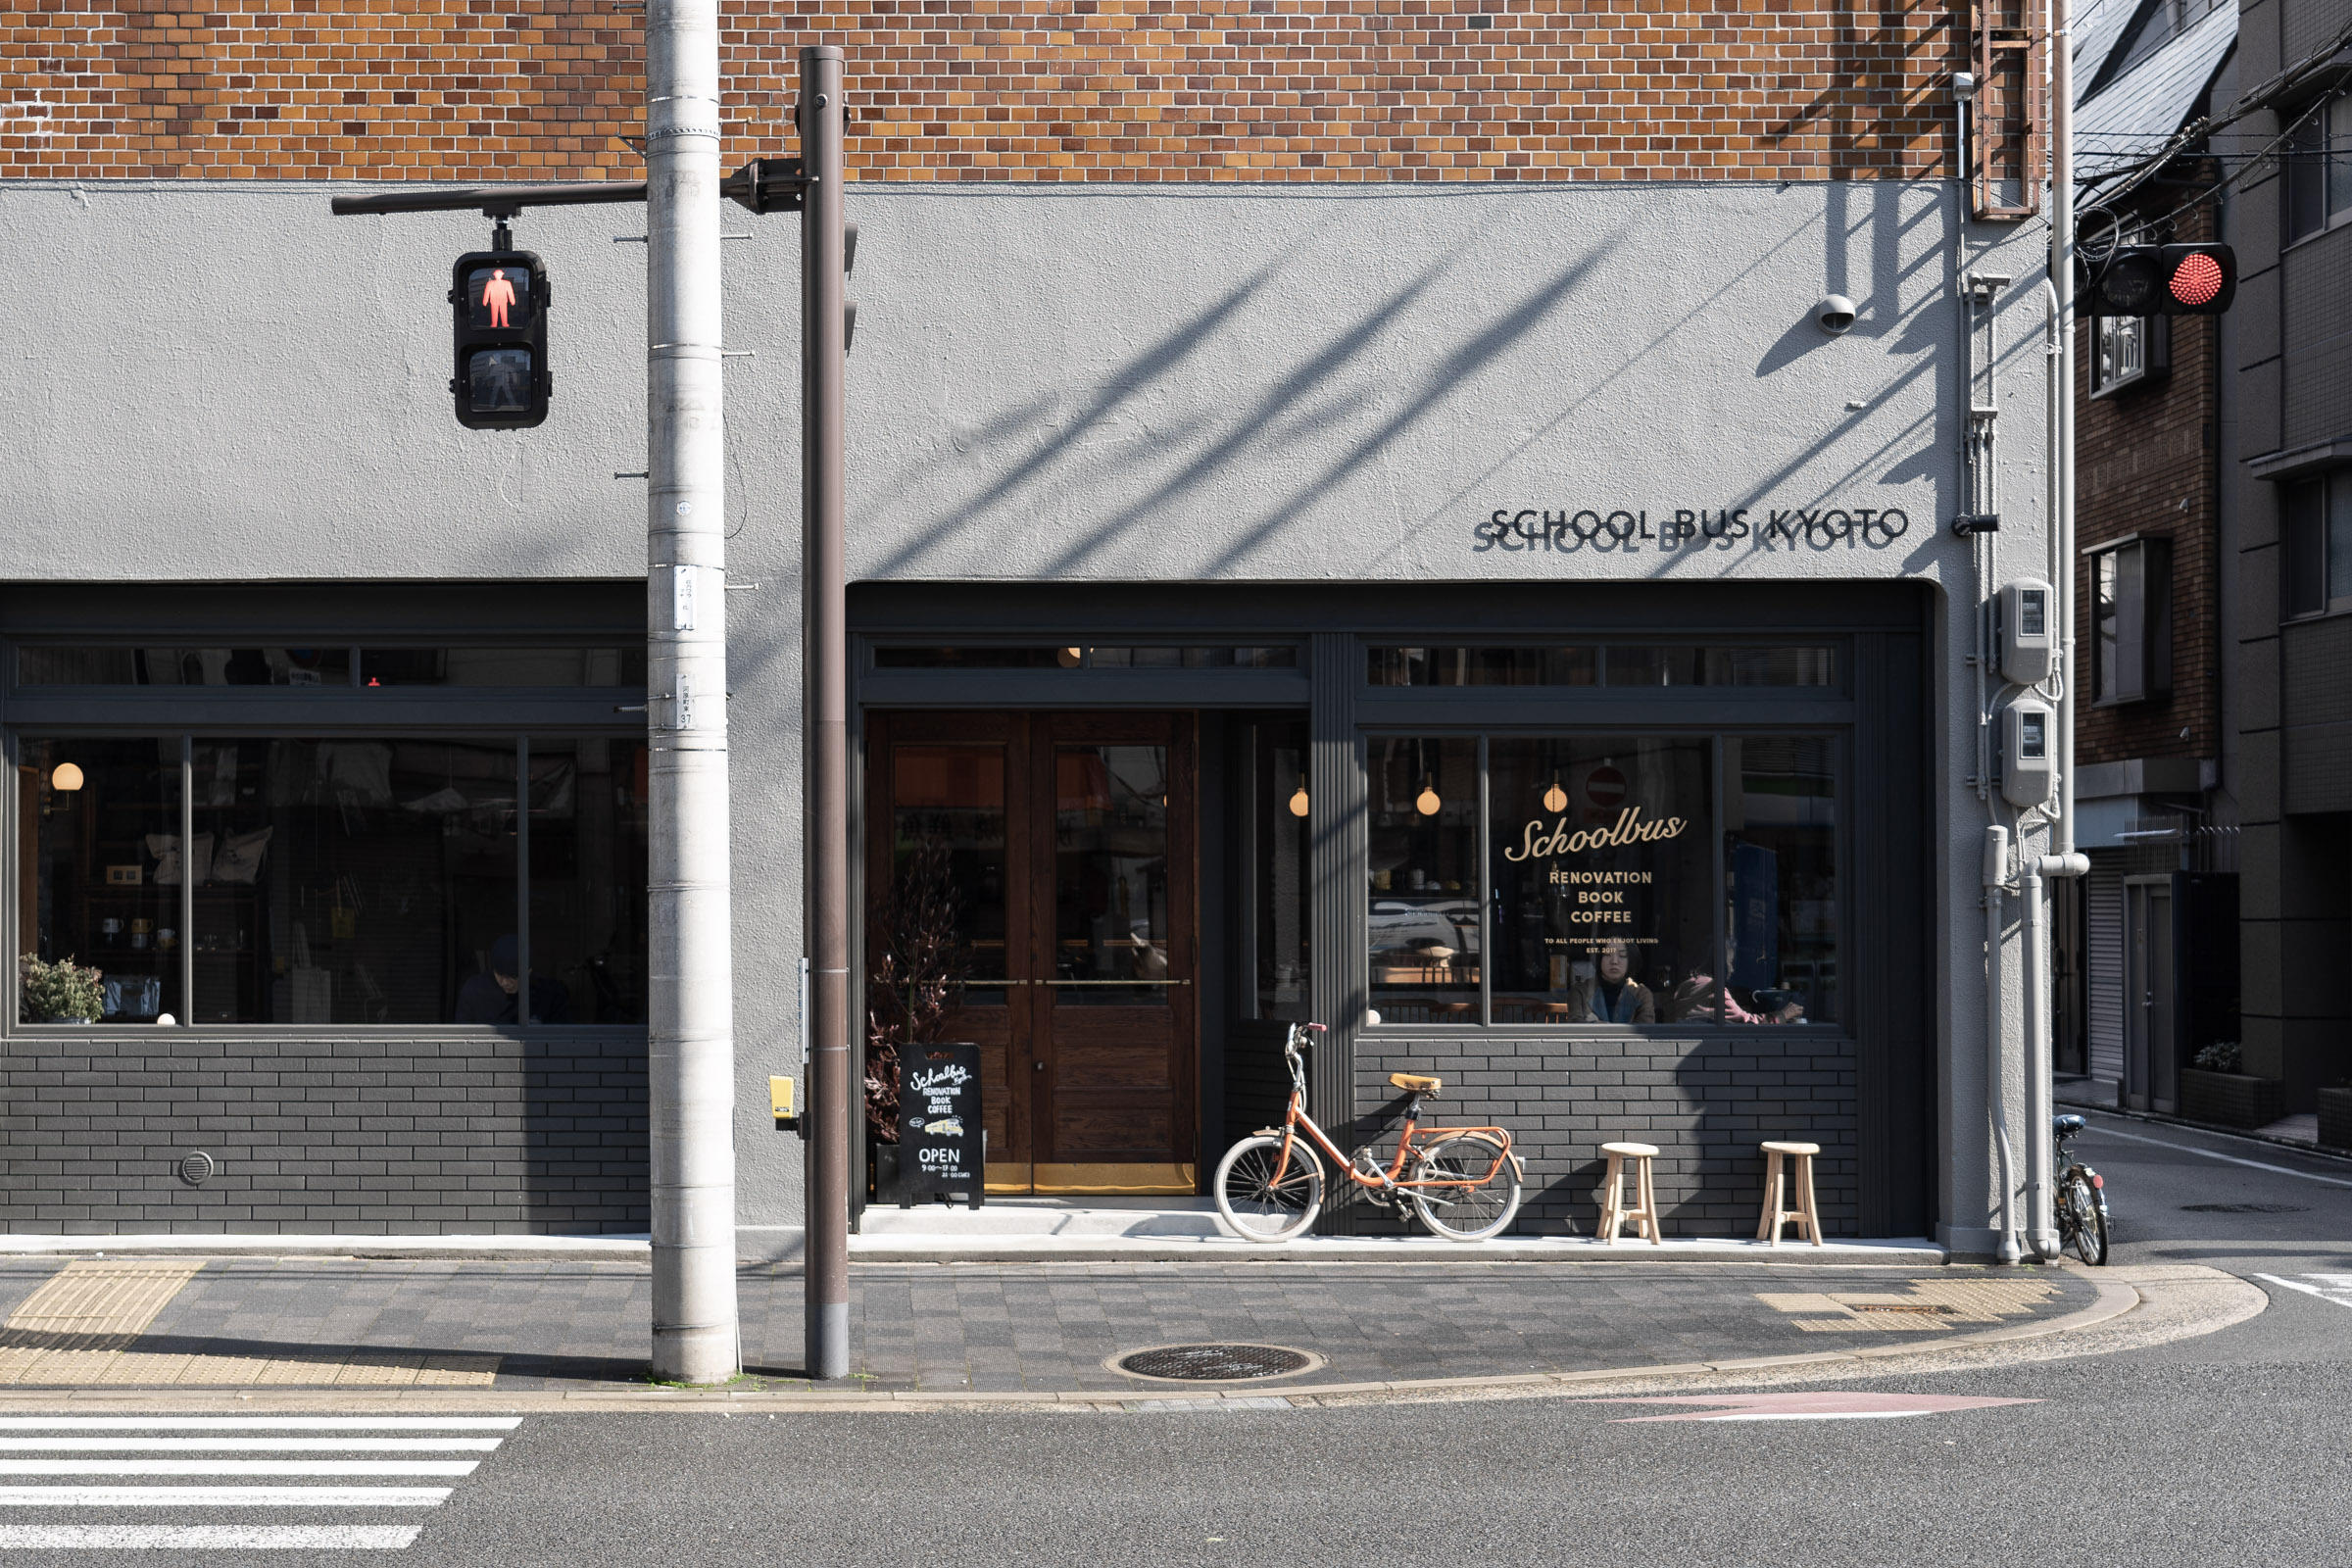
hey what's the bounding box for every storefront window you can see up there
[1248,719,1310,1021]
[19,739,185,1022]
[20,735,648,1026]
[1489,738,1714,1024]
[1369,646,1835,688]
[1363,732,1841,1028]
[1367,737,1481,1022]
[1724,738,1838,1026]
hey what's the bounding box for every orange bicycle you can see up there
[1213,1021,1524,1242]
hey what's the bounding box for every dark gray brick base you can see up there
[0,1033,648,1233]
[1352,1033,1858,1238]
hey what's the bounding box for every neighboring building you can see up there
[0,1,2053,1254]
[2064,0,2241,1113]
[2217,0,2352,1120]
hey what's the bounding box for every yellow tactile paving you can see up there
[1764,1277,2061,1333]
[0,1261,500,1387]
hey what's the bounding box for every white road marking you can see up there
[0,1418,519,1432]
[0,1439,502,1452]
[0,1524,422,1548]
[0,1487,452,1507]
[2254,1274,2352,1310]
[2077,1121,2352,1189]
[0,1460,477,1477]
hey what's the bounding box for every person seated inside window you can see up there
[1568,938,1655,1024]
[454,934,572,1024]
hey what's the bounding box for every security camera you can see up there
[1817,295,1856,335]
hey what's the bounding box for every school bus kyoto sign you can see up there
[1475,501,1913,553]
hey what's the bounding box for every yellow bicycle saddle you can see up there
[1389,1072,1443,1095]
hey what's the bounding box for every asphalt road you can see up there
[8,1109,2348,1568]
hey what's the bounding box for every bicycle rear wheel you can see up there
[2061,1173,2109,1266]
[1214,1134,1325,1243]
[1406,1135,1522,1241]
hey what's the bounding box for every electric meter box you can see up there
[1998,578,2056,686]
[2001,696,2057,808]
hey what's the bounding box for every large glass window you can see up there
[1054,744,1172,1005]
[1723,738,1838,1026]
[1365,733,1840,1028]
[2285,89,2352,243]
[1246,719,1311,1021]
[2283,471,2352,619]
[1370,646,1835,688]
[20,735,647,1026]
[1367,738,1481,1023]
[20,739,184,1022]
[1489,738,1714,1024]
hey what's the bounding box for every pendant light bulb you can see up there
[1543,772,1567,814]
[49,762,83,793]
[1415,775,1441,816]
[1056,647,1083,668]
[1288,774,1310,818]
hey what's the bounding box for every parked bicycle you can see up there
[2053,1113,2110,1266]
[1213,1021,1524,1242]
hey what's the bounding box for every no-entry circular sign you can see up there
[1586,765,1628,809]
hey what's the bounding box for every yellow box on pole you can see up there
[769,1075,796,1120]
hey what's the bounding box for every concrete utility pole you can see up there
[646,0,740,1385]
[801,43,852,1384]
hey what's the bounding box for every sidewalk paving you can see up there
[0,1256,2097,1396]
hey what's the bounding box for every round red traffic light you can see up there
[2169,251,2225,307]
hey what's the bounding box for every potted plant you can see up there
[19,955,104,1023]
[2178,1041,2286,1129]
[2319,1081,2352,1154]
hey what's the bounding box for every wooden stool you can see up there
[1756,1141,1823,1247]
[1597,1142,1662,1245]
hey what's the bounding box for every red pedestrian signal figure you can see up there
[449,248,550,429]
[480,268,517,329]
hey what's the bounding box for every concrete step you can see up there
[858,1200,1224,1239]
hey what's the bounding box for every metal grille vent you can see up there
[1114,1344,1312,1382]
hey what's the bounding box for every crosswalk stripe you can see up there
[0,1460,478,1477]
[0,1525,423,1548]
[0,1419,519,1432]
[0,1488,453,1507]
[0,1439,503,1452]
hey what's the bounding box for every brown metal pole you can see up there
[802,42,851,1383]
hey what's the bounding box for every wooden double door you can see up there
[866,710,1198,1194]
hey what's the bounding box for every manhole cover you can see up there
[2180,1202,2306,1214]
[1111,1344,1319,1383]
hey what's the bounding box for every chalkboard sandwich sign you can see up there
[898,1042,985,1209]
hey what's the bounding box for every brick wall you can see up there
[1,0,1961,183]
[0,1033,648,1233]
[2073,185,2222,766]
[1353,1033,1857,1236]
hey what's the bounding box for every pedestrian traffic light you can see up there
[2080,243,2235,318]
[449,248,551,429]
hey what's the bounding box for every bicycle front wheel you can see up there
[1406,1135,1522,1241]
[1214,1134,1325,1243]
[2061,1173,2109,1266]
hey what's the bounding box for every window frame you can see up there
[2086,309,2169,398]
[2087,535,2175,706]
[6,638,649,1035]
[2283,469,2352,621]
[2284,88,2352,248]
[1355,722,1849,1035]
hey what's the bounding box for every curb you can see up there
[0,1268,2150,1414]
[843,1238,1949,1265]
[0,1236,652,1263]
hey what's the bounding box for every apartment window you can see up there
[1366,734,1838,1028]
[2088,311,2167,396]
[2285,89,2352,243]
[2089,537,2174,703]
[2284,470,2352,618]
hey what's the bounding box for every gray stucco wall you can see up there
[0,176,2054,1248]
